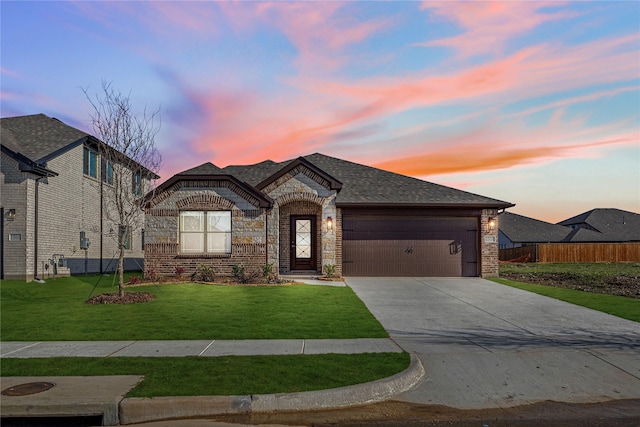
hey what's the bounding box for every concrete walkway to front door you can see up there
[345,277,640,410]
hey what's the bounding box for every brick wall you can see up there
[480,208,499,277]
[144,184,268,277]
[1,144,147,281]
[1,154,30,280]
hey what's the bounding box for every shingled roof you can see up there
[499,211,573,243]
[1,113,159,179]
[0,114,89,162]
[558,209,640,242]
[216,153,513,208]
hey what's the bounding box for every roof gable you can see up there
[255,157,342,193]
[147,172,273,209]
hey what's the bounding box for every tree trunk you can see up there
[118,246,125,298]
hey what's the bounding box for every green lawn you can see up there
[491,278,640,322]
[0,353,410,397]
[0,275,387,340]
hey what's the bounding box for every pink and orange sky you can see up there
[2,1,638,223]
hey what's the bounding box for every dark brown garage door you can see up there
[342,216,478,277]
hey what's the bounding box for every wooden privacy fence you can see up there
[500,243,640,263]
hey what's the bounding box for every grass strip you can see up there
[490,278,640,322]
[1,275,387,340]
[0,353,410,397]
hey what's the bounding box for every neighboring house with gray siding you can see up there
[144,154,514,278]
[1,114,154,281]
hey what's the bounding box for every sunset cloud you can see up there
[2,1,638,222]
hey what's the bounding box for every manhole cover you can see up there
[1,382,55,396]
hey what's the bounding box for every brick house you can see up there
[144,154,513,278]
[0,114,155,281]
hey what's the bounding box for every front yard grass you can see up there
[0,275,387,340]
[0,353,410,397]
[0,274,407,397]
[491,278,640,322]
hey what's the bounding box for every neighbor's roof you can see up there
[558,208,640,242]
[1,113,159,179]
[499,211,573,243]
[0,114,89,162]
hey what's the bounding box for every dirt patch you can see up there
[215,399,640,426]
[85,291,156,304]
[499,272,640,299]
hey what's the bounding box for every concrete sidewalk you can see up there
[1,338,401,358]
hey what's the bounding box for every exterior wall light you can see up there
[6,209,16,221]
[488,217,496,231]
[326,216,333,231]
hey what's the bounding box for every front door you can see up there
[290,215,316,271]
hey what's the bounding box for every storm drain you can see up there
[1,382,55,396]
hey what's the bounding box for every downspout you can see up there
[100,174,104,273]
[33,176,44,282]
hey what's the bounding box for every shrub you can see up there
[174,266,185,277]
[324,264,337,278]
[193,264,215,282]
[144,269,157,282]
[262,263,277,283]
[129,276,141,285]
[232,264,259,284]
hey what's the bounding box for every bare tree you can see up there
[84,81,162,297]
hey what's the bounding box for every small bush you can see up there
[324,264,337,278]
[144,269,157,282]
[262,263,278,283]
[192,264,215,282]
[174,266,185,277]
[232,264,259,284]
[129,276,141,285]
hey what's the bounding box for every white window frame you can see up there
[179,211,232,254]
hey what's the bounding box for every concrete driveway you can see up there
[346,277,640,410]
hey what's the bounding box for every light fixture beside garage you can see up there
[326,216,333,231]
[487,217,497,231]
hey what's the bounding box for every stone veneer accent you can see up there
[264,169,338,275]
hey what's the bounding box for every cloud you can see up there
[374,125,638,177]
[417,1,575,57]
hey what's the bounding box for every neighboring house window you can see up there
[119,225,132,250]
[132,171,142,196]
[101,158,113,185]
[83,146,98,178]
[179,211,231,254]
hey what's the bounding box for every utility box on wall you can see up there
[80,231,91,249]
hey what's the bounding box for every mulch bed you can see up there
[86,292,156,305]
[499,272,640,299]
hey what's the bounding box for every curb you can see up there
[118,353,424,425]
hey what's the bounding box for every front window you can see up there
[83,147,97,178]
[180,211,231,254]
